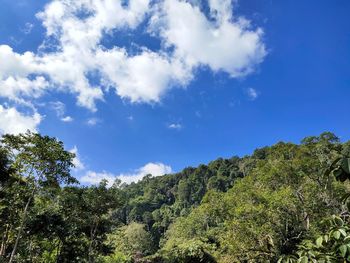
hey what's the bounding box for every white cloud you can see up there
[81,162,173,186]
[138,162,172,176]
[61,116,73,122]
[95,48,191,103]
[0,45,38,83]
[0,105,42,134]
[168,123,182,130]
[246,87,259,100]
[69,145,85,170]
[50,101,65,117]
[208,0,233,21]
[80,171,116,187]
[0,76,48,103]
[0,46,48,105]
[50,101,74,122]
[0,0,266,112]
[86,117,100,126]
[149,0,266,77]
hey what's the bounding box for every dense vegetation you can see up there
[1,131,350,262]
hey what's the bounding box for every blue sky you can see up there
[0,0,349,185]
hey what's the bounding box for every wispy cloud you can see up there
[21,22,34,34]
[168,123,182,130]
[246,87,259,101]
[50,101,74,122]
[86,118,100,126]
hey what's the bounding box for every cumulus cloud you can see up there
[0,0,266,114]
[80,171,116,187]
[95,48,190,103]
[0,76,48,103]
[69,145,85,170]
[149,0,266,77]
[80,162,173,186]
[0,45,48,105]
[0,105,42,134]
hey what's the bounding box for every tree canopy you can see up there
[1,132,350,262]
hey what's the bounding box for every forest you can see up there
[1,131,350,263]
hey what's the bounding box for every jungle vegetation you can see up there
[1,131,350,262]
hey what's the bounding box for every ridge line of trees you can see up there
[1,131,350,262]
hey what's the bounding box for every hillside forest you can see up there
[1,131,350,262]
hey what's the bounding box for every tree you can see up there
[105,222,154,262]
[279,152,350,263]
[82,180,121,262]
[0,146,17,258]
[1,132,76,262]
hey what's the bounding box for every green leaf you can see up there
[316,236,323,247]
[334,216,344,227]
[325,157,342,176]
[341,158,350,174]
[299,256,308,263]
[339,244,347,257]
[339,228,347,237]
[324,234,329,243]
[308,251,316,258]
[333,230,341,240]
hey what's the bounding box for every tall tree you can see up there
[1,132,76,263]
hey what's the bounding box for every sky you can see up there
[0,0,349,185]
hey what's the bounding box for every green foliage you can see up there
[103,222,154,262]
[161,133,349,262]
[279,151,350,263]
[279,216,350,262]
[0,132,78,262]
[162,239,217,263]
[1,131,77,186]
[1,131,350,263]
